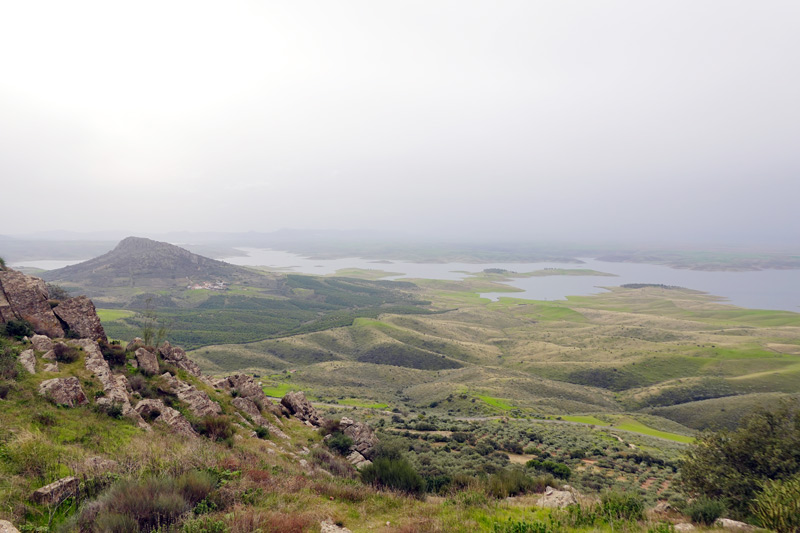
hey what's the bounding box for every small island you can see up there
[480,267,617,279]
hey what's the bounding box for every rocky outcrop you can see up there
[53,296,106,341]
[214,373,283,419]
[0,269,64,338]
[31,476,79,505]
[126,337,145,352]
[281,391,323,426]
[158,372,221,417]
[159,342,202,377]
[0,520,20,533]
[340,417,378,461]
[135,399,197,437]
[536,486,578,508]
[76,339,147,428]
[346,451,372,469]
[135,348,159,375]
[320,520,352,533]
[232,397,289,440]
[18,349,36,374]
[39,377,87,407]
[30,334,53,352]
[715,519,756,531]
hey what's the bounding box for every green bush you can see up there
[360,456,424,496]
[194,416,234,442]
[3,319,32,340]
[326,432,354,455]
[53,343,79,363]
[487,469,536,498]
[685,497,726,525]
[1,344,19,381]
[254,426,270,440]
[751,475,800,533]
[600,490,645,521]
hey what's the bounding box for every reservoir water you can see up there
[223,248,800,313]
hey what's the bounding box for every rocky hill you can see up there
[43,236,280,294]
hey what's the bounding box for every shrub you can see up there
[99,340,127,367]
[311,448,356,478]
[685,497,726,525]
[600,490,645,521]
[45,283,71,301]
[326,431,354,456]
[53,343,79,363]
[194,416,234,442]
[254,426,270,439]
[3,319,32,340]
[487,469,536,498]
[752,475,800,533]
[360,457,424,495]
[0,345,19,380]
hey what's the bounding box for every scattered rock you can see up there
[31,476,79,505]
[158,341,202,376]
[82,456,119,474]
[135,399,197,437]
[41,349,56,361]
[232,397,289,439]
[652,502,672,514]
[340,417,378,460]
[38,377,88,407]
[134,347,159,375]
[320,519,351,533]
[0,520,20,533]
[281,391,323,426]
[43,363,59,373]
[346,450,372,469]
[30,334,53,352]
[715,519,756,531]
[18,349,36,374]
[537,486,578,508]
[674,523,696,532]
[0,269,64,337]
[53,296,107,341]
[76,339,147,428]
[126,337,145,352]
[158,372,221,417]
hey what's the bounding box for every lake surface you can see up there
[9,259,87,270]
[223,248,800,313]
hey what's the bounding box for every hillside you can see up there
[43,237,280,297]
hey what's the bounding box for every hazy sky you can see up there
[1,1,798,245]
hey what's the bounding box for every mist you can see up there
[1,1,798,247]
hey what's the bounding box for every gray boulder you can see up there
[135,399,197,437]
[135,348,159,375]
[0,269,64,337]
[53,296,106,341]
[281,391,323,426]
[158,372,221,417]
[30,334,53,352]
[38,377,87,407]
[158,342,202,376]
[18,349,36,374]
[31,476,79,505]
[537,486,578,508]
[340,416,379,460]
[0,520,20,533]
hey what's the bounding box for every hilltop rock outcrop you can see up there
[0,269,64,337]
[214,373,282,418]
[339,417,378,461]
[53,296,106,341]
[135,347,159,375]
[38,377,88,407]
[232,397,289,440]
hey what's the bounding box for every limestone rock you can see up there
[76,339,146,428]
[43,363,59,372]
[715,519,755,531]
[346,450,372,469]
[158,372,221,417]
[135,347,159,375]
[0,269,64,337]
[320,520,352,533]
[0,519,20,533]
[340,417,378,460]
[126,337,145,352]
[31,476,79,505]
[135,399,197,437]
[39,377,87,407]
[42,349,56,361]
[53,296,106,341]
[537,486,578,509]
[31,334,53,352]
[216,374,265,401]
[652,502,672,514]
[158,341,202,376]
[674,524,696,532]
[18,349,36,374]
[232,397,289,440]
[281,391,323,426]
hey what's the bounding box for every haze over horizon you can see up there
[2,1,798,246]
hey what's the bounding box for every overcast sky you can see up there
[1,1,798,246]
